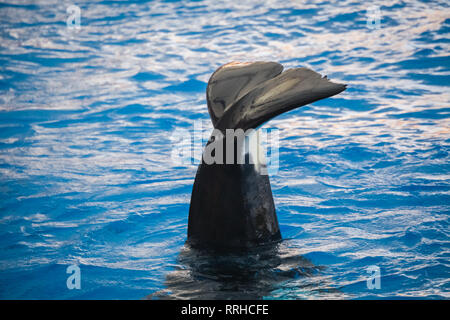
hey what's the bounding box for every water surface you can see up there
[0,0,449,299]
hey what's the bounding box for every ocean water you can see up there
[0,0,449,299]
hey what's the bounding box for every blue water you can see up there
[0,0,449,299]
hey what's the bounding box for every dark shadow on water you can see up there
[146,240,343,299]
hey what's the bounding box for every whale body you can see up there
[188,61,346,250]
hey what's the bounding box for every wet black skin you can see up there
[188,61,346,250]
[188,138,281,249]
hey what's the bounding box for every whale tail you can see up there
[188,61,346,250]
[206,61,346,131]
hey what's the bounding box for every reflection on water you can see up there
[0,0,448,299]
[148,240,346,300]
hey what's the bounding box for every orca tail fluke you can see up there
[206,61,284,127]
[214,65,346,131]
[188,62,347,250]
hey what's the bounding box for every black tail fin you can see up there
[207,62,346,132]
